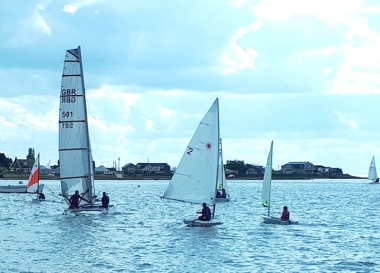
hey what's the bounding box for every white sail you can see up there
[217,138,228,193]
[368,156,378,181]
[26,153,40,193]
[59,46,95,205]
[163,98,220,205]
[262,141,273,216]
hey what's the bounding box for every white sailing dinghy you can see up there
[262,141,297,225]
[368,156,379,184]
[216,138,230,202]
[59,46,115,214]
[162,98,222,227]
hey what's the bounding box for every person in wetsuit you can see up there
[197,202,211,221]
[69,190,82,209]
[38,192,45,200]
[101,192,110,208]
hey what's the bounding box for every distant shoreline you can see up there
[0,172,365,181]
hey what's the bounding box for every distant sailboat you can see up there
[262,141,297,225]
[216,138,230,202]
[0,155,44,194]
[162,98,222,227]
[26,153,45,201]
[368,156,379,184]
[59,46,115,214]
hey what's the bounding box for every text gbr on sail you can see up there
[61,89,77,103]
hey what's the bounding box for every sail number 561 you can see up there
[61,111,73,118]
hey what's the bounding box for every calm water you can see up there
[0,179,378,273]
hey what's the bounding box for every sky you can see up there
[1,0,380,176]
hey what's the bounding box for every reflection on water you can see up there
[0,179,379,272]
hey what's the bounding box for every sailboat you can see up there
[216,138,230,202]
[26,153,45,201]
[59,46,115,214]
[162,98,222,227]
[0,156,44,194]
[368,156,379,184]
[262,141,297,225]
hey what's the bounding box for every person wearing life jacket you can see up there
[197,203,211,221]
[281,206,290,220]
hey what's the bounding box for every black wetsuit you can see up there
[69,194,80,209]
[101,195,110,208]
[199,206,211,221]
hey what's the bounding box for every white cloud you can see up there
[63,0,104,14]
[335,110,358,130]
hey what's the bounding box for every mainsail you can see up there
[163,98,220,205]
[59,46,95,205]
[262,141,273,216]
[368,156,377,181]
[26,153,40,193]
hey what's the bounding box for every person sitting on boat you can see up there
[101,192,110,209]
[281,206,290,220]
[69,190,82,209]
[221,189,227,198]
[197,202,211,221]
[216,190,222,198]
[38,192,45,200]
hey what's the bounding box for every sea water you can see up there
[0,179,378,273]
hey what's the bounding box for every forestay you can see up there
[163,98,220,205]
[59,47,95,205]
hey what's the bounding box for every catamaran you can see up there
[262,141,297,225]
[216,138,230,202]
[368,156,379,184]
[58,46,115,214]
[162,98,223,227]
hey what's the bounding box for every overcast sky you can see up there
[1,0,380,176]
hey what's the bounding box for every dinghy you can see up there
[162,98,223,227]
[262,141,298,225]
[368,156,379,184]
[215,138,230,202]
[26,153,46,202]
[0,156,44,194]
[58,46,115,214]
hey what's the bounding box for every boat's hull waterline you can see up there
[215,197,230,202]
[262,216,298,225]
[0,184,45,194]
[63,204,116,215]
[183,218,222,227]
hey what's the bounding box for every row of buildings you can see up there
[8,157,343,177]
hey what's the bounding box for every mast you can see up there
[212,98,220,217]
[78,46,94,204]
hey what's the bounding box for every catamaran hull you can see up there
[64,204,116,215]
[0,184,45,194]
[215,197,230,202]
[183,218,222,227]
[263,216,298,225]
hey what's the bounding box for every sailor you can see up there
[197,202,211,221]
[221,189,227,198]
[101,192,110,209]
[38,192,45,200]
[69,190,81,209]
[281,206,290,220]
